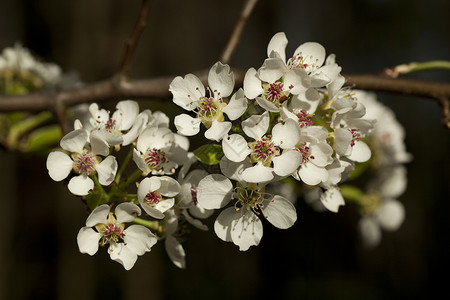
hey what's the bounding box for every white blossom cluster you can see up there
[0,44,62,93]
[46,32,388,270]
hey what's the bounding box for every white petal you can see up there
[91,130,123,146]
[267,32,288,62]
[96,156,118,186]
[219,156,251,182]
[243,68,263,99]
[358,216,382,248]
[258,57,286,83]
[261,195,297,229]
[170,74,205,110]
[242,111,270,140]
[204,120,232,141]
[214,207,239,243]
[208,62,234,98]
[272,150,302,177]
[320,187,345,213]
[299,162,329,186]
[376,199,405,231]
[46,151,73,181]
[197,174,233,209]
[174,114,201,136]
[334,128,353,156]
[222,134,251,162]
[141,205,165,219]
[68,174,94,196]
[153,198,175,216]
[271,119,301,149]
[230,212,263,251]
[60,129,88,153]
[123,224,157,256]
[85,204,110,227]
[347,141,371,163]
[222,88,248,120]
[165,235,186,269]
[115,202,141,223]
[77,227,101,256]
[255,97,280,112]
[157,176,181,197]
[132,148,147,173]
[90,132,110,156]
[241,163,274,183]
[293,42,326,72]
[114,100,139,131]
[108,243,138,270]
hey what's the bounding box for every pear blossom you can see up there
[197,174,297,251]
[0,43,62,91]
[137,176,181,219]
[222,111,302,183]
[132,126,188,175]
[80,100,140,148]
[244,32,342,113]
[170,61,247,141]
[46,128,118,196]
[77,203,157,270]
[358,166,407,247]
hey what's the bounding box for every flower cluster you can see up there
[46,32,409,270]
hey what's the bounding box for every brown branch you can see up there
[118,0,151,77]
[220,0,259,64]
[343,73,450,100]
[1,72,450,128]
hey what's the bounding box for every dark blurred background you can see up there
[0,0,449,299]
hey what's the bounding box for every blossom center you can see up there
[73,150,96,175]
[144,190,162,205]
[143,148,167,172]
[104,118,117,131]
[349,129,361,147]
[235,184,263,213]
[296,142,315,164]
[97,213,125,246]
[190,185,198,205]
[195,95,225,127]
[296,110,315,128]
[248,135,280,166]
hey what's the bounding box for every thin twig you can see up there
[118,0,151,77]
[220,0,259,64]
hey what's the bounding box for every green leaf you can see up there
[23,124,62,152]
[193,144,224,165]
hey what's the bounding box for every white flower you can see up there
[77,203,157,270]
[196,174,297,251]
[221,111,302,183]
[358,166,407,247]
[170,62,247,141]
[83,100,140,148]
[137,176,181,219]
[133,126,187,175]
[0,44,62,89]
[46,129,118,196]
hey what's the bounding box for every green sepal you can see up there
[193,143,224,165]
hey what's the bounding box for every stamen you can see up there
[144,190,162,205]
[143,148,167,172]
[296,110,315,128]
